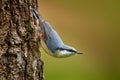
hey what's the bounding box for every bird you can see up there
[31,8,83,58]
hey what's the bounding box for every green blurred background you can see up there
[38,0,120,80]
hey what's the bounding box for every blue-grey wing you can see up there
[42,21,64,52]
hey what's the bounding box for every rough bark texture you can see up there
[0,0,44,80]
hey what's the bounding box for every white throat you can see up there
[53,50,75,58]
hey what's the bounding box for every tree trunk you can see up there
[0,0,44,80]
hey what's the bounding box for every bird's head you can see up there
[51,45,83,58]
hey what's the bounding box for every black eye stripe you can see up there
[55,48,77,53]
[66,49,77,53]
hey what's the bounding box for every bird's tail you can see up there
[31,8,44,33]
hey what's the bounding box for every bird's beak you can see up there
[76,51,84,54]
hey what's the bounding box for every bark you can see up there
[0,0,44,80]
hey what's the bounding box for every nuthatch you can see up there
[31,8,83,58]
